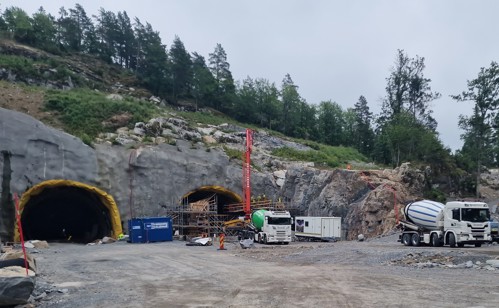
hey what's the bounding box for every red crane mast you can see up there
[243,128,253,220]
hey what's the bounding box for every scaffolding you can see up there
[165,195,303,239]
[167,194,229,239]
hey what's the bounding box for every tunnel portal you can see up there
[178,186,243,237]
[19,180,122,243]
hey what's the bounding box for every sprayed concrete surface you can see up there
[30,235,499,308]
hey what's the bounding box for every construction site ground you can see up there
[28,234,499,308]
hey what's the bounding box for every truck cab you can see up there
[443,201,492,247]
[255,210,292,244]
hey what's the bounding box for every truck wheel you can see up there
[474,243,482,248]
[448,233,456,248]
[431,234,441,247]
[258,234,262,244]
[402,233,412,246]
[411,233,420,246]
[263,235,268,244]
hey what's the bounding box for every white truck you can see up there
[250,209,292,244]
[399,200,492,247]
[294,216,341,241]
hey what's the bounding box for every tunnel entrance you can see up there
[182,186,242,215]
[177,186,243,237]
[18,180,122,243]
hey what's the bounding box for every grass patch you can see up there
[223,146,243,160]
[176,108,236,126]
[44,88,156,140]
[0,54,85,85]
[0,54,41,77]
[272,145,367,168]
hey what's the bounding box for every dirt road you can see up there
[30,236,499,308]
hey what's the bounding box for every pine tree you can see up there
[191,52,216,109]
[30,7,57,51]
[169,36,193,101]
[317,100,345,146]
[208,43,235,112]
[134,18,169,96]
[353,96,374,155]
[280,74,302,137]
[452,61,499,196]
[94,8,118,63]
[116,11,135,68]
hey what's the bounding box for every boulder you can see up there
[0,251,37,273]
[485,260,499,268]
[29,241,49,249]
[0,276,35,306]
[202,135,217,144]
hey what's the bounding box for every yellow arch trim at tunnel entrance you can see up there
[181,185,243,203]
[14,179,123,242]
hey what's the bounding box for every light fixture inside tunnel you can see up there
[16,180,123,243]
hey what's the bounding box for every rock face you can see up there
[0,108,98,187]
[0,107,434,240]
[94,141,277,219]
[0,108,98,240]
[281,164,425,239]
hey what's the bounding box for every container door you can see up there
[322,218,331,237]
[333,218,341,238]
[128,219,144,243]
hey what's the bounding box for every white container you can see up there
[294,216,341,240]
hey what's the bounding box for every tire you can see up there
[448,233,456,248]
[431,233,441,247]
[263,235,268,244]
[411,233,420,246]
[402,233,412,246]
[258,234,262,244]
[475,243,482,248]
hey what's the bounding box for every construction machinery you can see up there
[399,200,492,247]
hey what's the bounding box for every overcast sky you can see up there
[3,0,498,151]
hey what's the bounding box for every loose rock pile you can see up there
[389,252,499,271]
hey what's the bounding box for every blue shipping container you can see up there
[128,219,144,243]
[142,217,173,242]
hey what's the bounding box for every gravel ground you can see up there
[14,234,499,307]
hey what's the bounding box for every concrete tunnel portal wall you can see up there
[17,180,123,243]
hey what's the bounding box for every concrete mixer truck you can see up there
[240,209,292,244]
[399,200,492,247]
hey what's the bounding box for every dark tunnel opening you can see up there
[21,186,112,243]
[183,189,240,216]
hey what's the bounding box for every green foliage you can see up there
[176,108,235,126]
[223,146,243,160]
[271,145,366,169]
[44,89,156,140]
[79,133,94,147]
[1,3,469,176]
[452,61,499,169]
[423,188,446,203]
[170,36,193,101]
[0,54,40,77]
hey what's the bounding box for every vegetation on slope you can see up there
[44,89,156,143]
